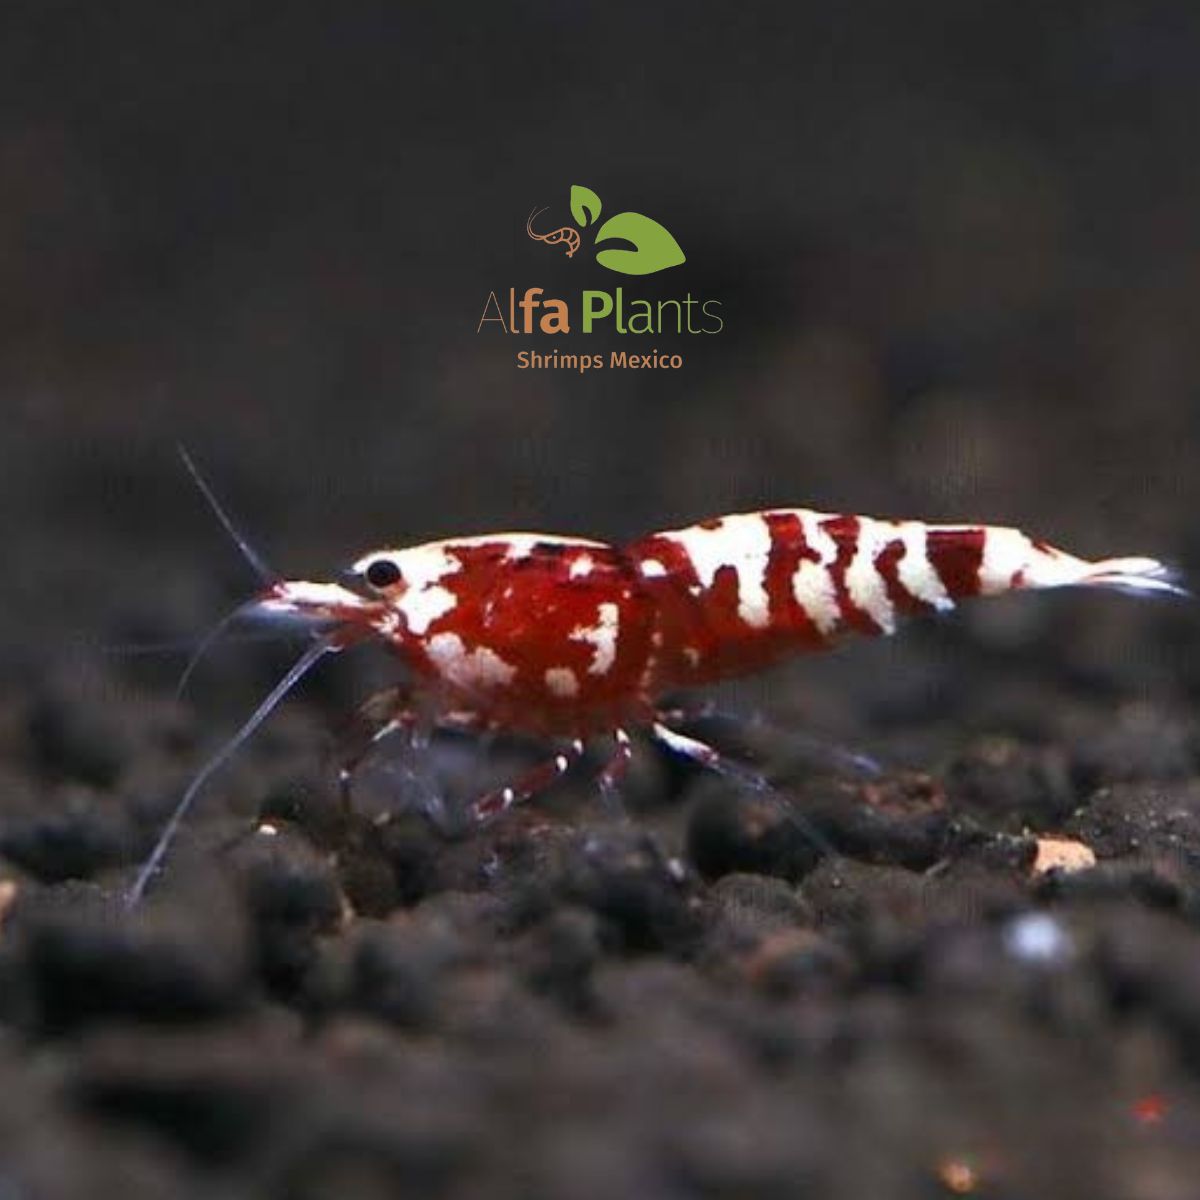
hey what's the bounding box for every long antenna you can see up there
[177,443,277,585]
[125,633,338,906]
[173,599,285,699]
[90,629,289,657]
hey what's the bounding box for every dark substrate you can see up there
[2,614,1200,1200]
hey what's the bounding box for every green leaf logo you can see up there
[526,184,686,275]
[570,185,602,228]
[593,211,686,276]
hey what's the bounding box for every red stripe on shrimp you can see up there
[926,527,987,599]
[763,510,826,645]
[874,535,938,617]
[821,515,887,635]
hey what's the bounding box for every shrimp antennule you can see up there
[126,632,340,906]
[177,443,277,585]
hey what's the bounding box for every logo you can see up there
[476,180,721,371]
[526,184,686,276]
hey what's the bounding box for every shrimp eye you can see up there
[364,558,402,589]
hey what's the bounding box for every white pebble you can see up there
[1003,912,1073,965]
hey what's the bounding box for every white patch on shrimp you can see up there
[798,509,839,565]
[569,554,595,579]
[396,583,457,635]
[639,558,668,578]
[425,631,517,691]
[353,544,465,635]
[792,560,840,635]
[786,510,841,634]
[979,527,1033,594]
[570,602,620,676]
[896,523,954,612]
[846,518,896,634]
[544,667,580,698]
[663,514,773,629]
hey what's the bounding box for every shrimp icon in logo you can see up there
[526,207,581,259]
[525,184,686,276]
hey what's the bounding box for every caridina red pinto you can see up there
[127,455,1187,903]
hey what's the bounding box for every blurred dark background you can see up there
[2,0,1198,720]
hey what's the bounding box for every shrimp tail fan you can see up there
[1073,556,1189,599]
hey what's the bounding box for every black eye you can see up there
[364,558,402,589]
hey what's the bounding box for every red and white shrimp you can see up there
[128,479,1185,902]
